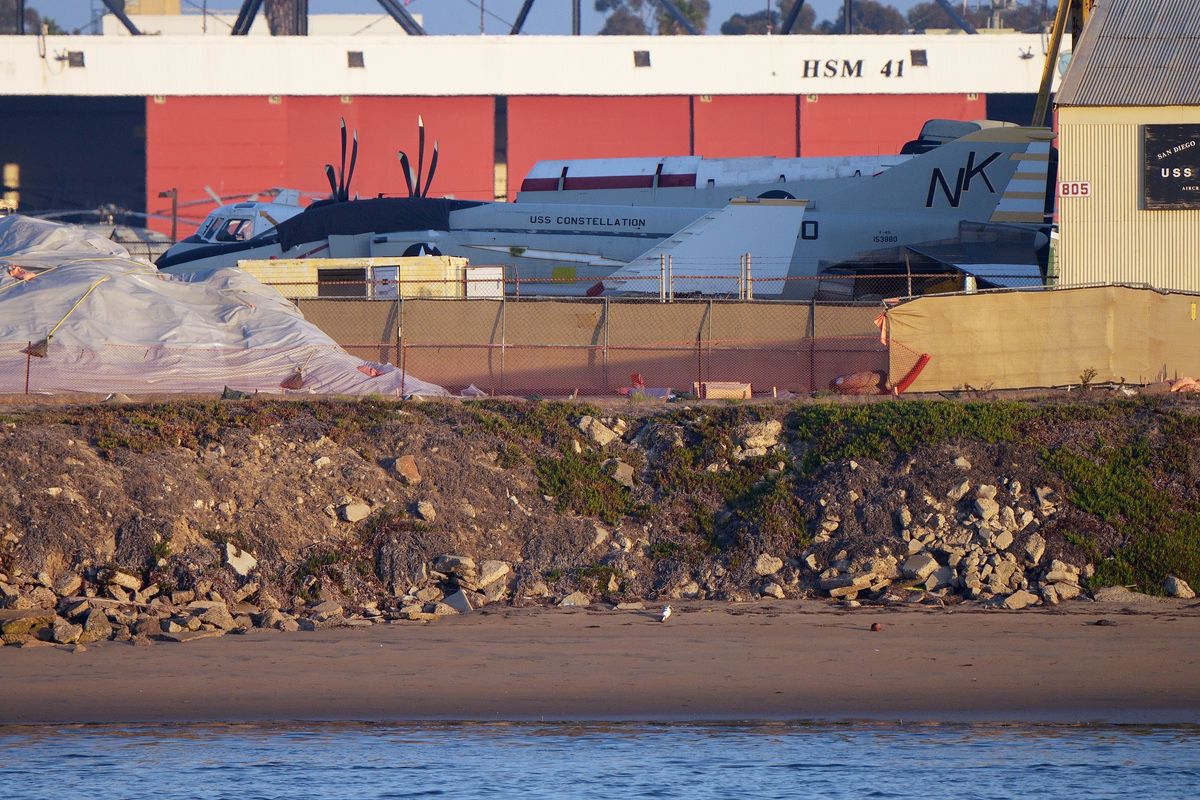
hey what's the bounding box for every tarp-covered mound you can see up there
[0,215,446,396]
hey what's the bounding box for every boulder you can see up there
[974,497,1000,521]
[338,502,371,523]
[223,543,258,577]
[820,573,873,593]
[399,605,437,622]
[578,416,619,447]
[415,500,437,522]
[760,582,786,599]
[902,553,939,581]
[924,566,955,591]
[1001,589,1040,610]
[478,560,511,588]
[754,553,784,576]
[1055,582,1082,602]
[0,609,55,638]
[1023,532,1046,566]
[391,455,423,485]
[28,586,57,608]
[1163,575,1196,599]
[442,590,473,614]
[188,601,238,631]
[254,608,285,629]
[952,455,972,470]
[61,599,90,620]
[606,459,636,489]
[415,586,444,603]
[100,569,143,593]
[992,530,1014,551]
[51,620,83,644]
[53,573,83,598]
[1043,559,1079,585]
[975,484,998,500]
[433,555,477,578]
[736,420,782,450]
[998,506,1017,532]
[947,480,971,502]
[558,590,591,607]
[309,600,343,620]
[78,608,113,643]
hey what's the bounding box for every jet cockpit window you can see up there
[215,218,254,242]
[199,217,223,239]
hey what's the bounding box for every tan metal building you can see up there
[1055,0,1200,290]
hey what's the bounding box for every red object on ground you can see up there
[892,353,932,395]
[630,372,646,389]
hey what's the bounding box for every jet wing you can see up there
[905,240,1045,289]
[604,199,808,295]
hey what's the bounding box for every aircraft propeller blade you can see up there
[324,164,338,197]
[421,142,439,198]
[337,117,348,200]
[398,151,415,197]
[342,129,359,202]
[415,115,425,203]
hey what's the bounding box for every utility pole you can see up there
[572,0,581,34]
[158,188,178,243]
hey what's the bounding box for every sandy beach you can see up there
[3,600,1198,725]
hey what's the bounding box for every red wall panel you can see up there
[798,94,986,156]
[145,96,493,236]
[692,95,797,158]
[506,96,691,200]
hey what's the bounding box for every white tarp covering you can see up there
[0,216,446,396]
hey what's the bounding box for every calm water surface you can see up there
[1,722,1197,799]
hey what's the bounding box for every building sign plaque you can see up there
[1144,124,1200,210]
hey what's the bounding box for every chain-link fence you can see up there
[0,270,1048,398]
[277,270,1046,397]
[282,282,921,398]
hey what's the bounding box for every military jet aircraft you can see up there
[157,118,1054,299]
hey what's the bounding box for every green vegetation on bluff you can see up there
[3,394,1197,598]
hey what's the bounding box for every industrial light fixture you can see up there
[347,51,365,68]
[55,51,85,68]
[633,50,651,68]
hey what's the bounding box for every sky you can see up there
[28,0,943,36]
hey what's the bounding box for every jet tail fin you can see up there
[848,126,1055,226]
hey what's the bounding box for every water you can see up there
[1,722,1197,799]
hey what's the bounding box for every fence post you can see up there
[24,341,31,395]
[659,254,666,303]
[499,297,507,395]
[393,291,402,368]
[668,255,674,302]
[808,296,816,395]
[602,295,610,392]
[706,298,713,385]
[399,325,406,398]
[737,254,745,300]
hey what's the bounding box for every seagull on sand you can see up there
[660,605,672,623]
